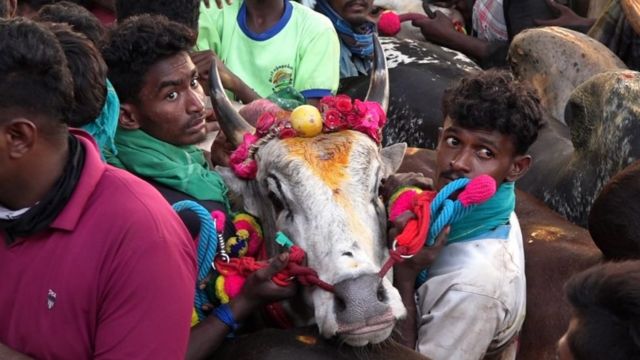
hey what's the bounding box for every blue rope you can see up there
[417,178,478,287]
[173,200,219,321]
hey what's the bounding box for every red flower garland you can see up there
[230,95,387,179]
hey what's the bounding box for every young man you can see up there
[0,18,195,359]
[314,0,376,78]
[557,260,640,360]
[35,4,120,159]
[197,0,341,102]
[390,70,543,359]
[102,15,296,360]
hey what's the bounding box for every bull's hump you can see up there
[283,132,356,190]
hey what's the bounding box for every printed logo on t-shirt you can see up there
[269,65,294,92]
[47,289,57,310]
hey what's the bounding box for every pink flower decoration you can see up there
[279,127,297,139]
[353,99,368,115]
[323,109,345,131]
[364,101,387,127]
[335,95,353,113]
[231,159,258,179]
[256,112,276,136]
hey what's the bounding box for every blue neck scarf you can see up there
[315,0,376,58]
[448,181,516,243]
[416,181,516,287]
[82,79,120,161]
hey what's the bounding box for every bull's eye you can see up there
[376,284,387,303]
[268,191,285,214]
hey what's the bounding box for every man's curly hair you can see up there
[101,14,196,104]
[442,69,544,155]
[46,22,107,128]
[36,1,105,46]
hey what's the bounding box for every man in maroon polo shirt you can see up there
[0,18,196,359]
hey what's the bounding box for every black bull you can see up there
[340,37,478,149]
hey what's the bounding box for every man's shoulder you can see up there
[91,165,185,230]
[290,2,334,32]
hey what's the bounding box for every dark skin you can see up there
[193,0,321,107]
[388,117,532,348]
[328,0,373,26]
[556,317,578,360]
[187,253,297,360]
[411,10,493,62]
[0,110,67,359]
[119,51,210,146]
[119,49,296,360]
[533,0,595,30]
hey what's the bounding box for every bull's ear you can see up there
[381,142,407,178]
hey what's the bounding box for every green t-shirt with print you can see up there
[197,1,340,99]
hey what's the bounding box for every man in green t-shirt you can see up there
[198,0,341,104]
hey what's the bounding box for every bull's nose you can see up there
[333,273,389,324]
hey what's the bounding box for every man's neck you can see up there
[0,137,69,210]
[244,0,285,34]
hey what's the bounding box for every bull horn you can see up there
[364,34,389,113]
[209,60,255,147]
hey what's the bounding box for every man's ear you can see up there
[506,154,532,182]
[4,119,37,159]
[119,103,141,130]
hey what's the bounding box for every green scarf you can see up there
[448,181,516,243]
[107,129,231,211]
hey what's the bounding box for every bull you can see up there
[210,35,412,349]
[342,37,478,148]
[510,27,640,225]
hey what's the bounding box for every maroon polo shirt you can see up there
[0,131,196,359]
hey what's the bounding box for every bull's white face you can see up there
[219,130,407,346]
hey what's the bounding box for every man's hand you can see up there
[393,225,449,283]
[411,11,459,46]
[190,50,239,96]
[534,0,595,29]
[210,129,234,167]
[380,172,433,204]
[202,0,233,9]
[238,253,297,308]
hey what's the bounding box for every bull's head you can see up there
[211,35,407,346]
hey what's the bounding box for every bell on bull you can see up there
[209,34,409,347]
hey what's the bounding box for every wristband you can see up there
[213,303,239,333]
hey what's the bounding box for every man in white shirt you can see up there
[390,69,544,360]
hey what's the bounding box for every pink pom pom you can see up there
[458,175,497,207]
[378,11,401,36]
[389,190,419,221]
[231,160,258,179]
[224,275,245,299]
[211,211,226,233]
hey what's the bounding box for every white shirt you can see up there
[415,213,526,360]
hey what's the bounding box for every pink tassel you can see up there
[458,175,496,207]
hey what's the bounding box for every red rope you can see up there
[378,191,437,278]
[215,245,335,293]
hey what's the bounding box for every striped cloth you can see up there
[473,0,509,42]
[589,0,640,70]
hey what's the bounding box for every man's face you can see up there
[328,0,373,25]
[434,117,528,190]
[556,316,578,360]
[131,51,208,146]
